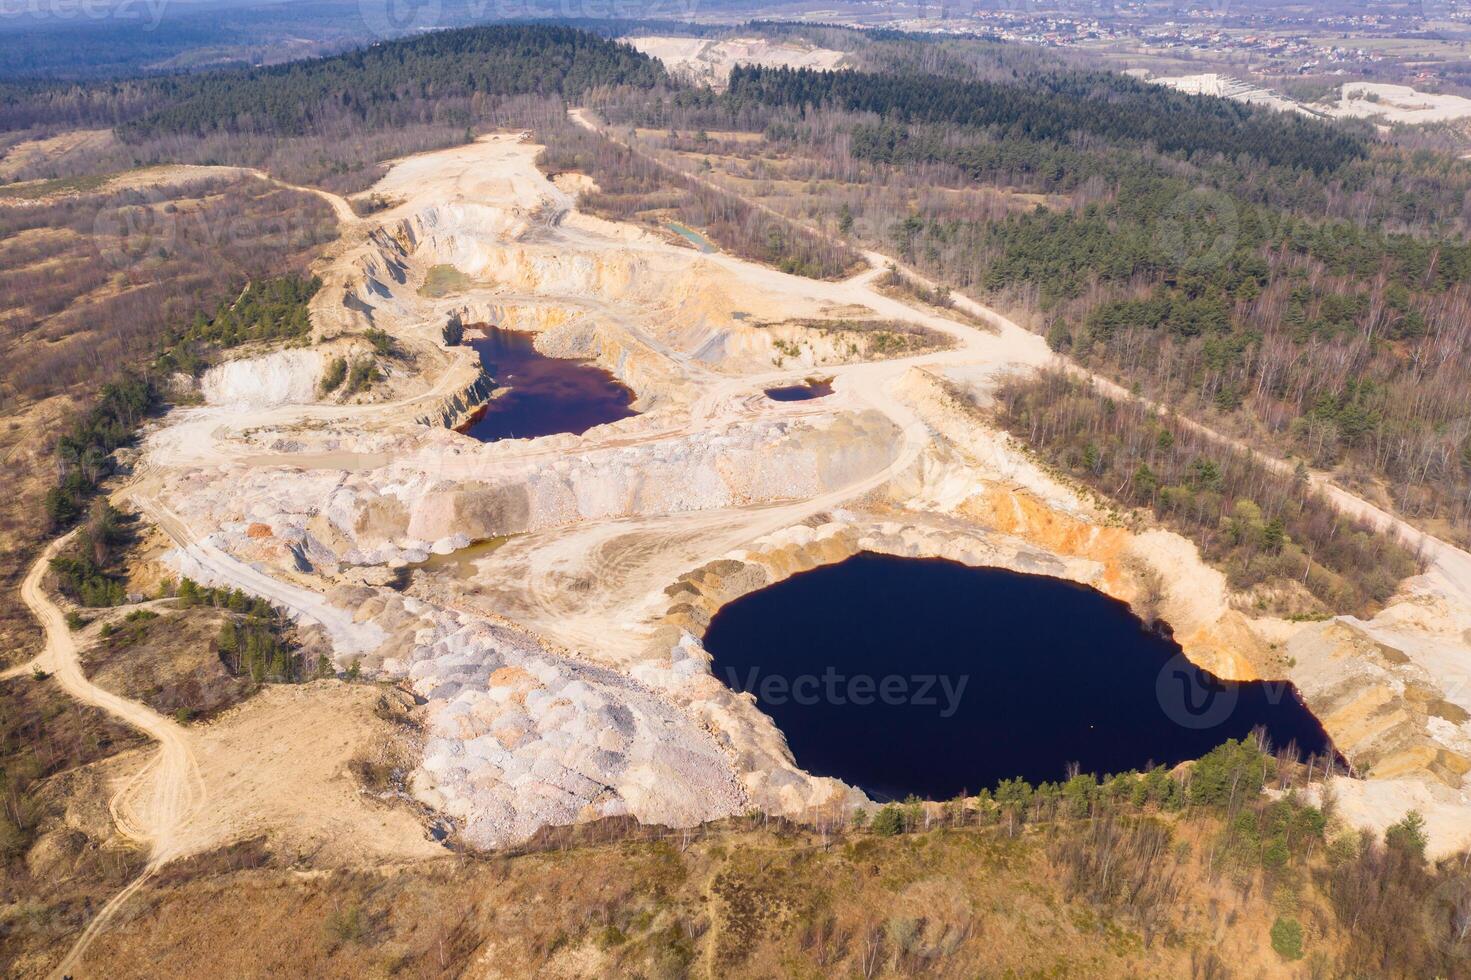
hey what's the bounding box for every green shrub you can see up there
[870,804,905,836]
[1385,810,1428,863]
[1188,739,1268,808]
[1270,915,1304,960]
[344,358,381,395]
[324,904,367,944]
[364,327,394,356]
[320,356,348,393]
[595,925,627,949]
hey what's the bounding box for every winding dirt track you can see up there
[20,534,204,979]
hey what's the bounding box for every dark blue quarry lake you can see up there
[765,378,834,402]
[460,326,636,442]
[702,552,1334,801]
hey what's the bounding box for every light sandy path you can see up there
[237,167,359,229]
[120,123,1471,689]
[20,533,205,979]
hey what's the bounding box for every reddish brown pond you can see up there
[459,325,636,442]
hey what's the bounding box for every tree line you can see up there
[725,64,1367,175]
[994,369,1422,616]
[39,268,323,536]
[175,578,315,684]
[1,25,664,136]
[155,274,321,376]
[834,733,1453,974]
[47,500,134,606]
[118,26,665,141]
[2,27,675,194]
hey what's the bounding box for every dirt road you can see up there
[20,534,204,978]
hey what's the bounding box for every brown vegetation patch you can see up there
[538,120,861,281]
[0,675,148,976]
[0,176,335,668]
[0,176,334,404]
[79,604,254,722]
[62,794,1471,979]
[774,316,949,358]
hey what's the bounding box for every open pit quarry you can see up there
[75,131,1471,864]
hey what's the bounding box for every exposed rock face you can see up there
[201,349,323,409]
[1289,619,1471,784]
[407,616,744,845]
[148,407,901,845]
[642,518,1114,815]
[413,368,495,429]
[157,410,901,581]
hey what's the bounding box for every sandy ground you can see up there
[0,129,113,181]
[1139,74,1471,130]
[129,123,1471,850]
[1327,82,1471,125]
[1145,72,1313,117]
[169,682,444,867]
[0,158,359,224]
[584,112,1471,815]
[630,35,847,90]
[21,534,200,975]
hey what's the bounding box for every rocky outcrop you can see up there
[414,368,494,429]
[403,613,746,846]
[201,349,323,410]
[1287,618,1471,784]
[138,133,1471,859]
[640,518,1111,817]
